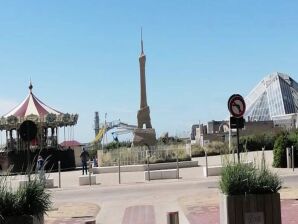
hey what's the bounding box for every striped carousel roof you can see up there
[4,82,62,118]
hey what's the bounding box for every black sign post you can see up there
[228,94,246,163]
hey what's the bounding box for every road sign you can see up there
[230,116,245,129]
[228,94,246,118]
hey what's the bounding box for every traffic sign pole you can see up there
[236,127,240,163]
[228,94,246,164]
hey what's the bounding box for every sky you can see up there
[1,0,298,143]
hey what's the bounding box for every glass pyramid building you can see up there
[245,72,298,123]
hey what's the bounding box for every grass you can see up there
[99,145,191,166]
[0,159,52,221]
[191,141,229,157]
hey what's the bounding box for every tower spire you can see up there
[141,27,144,54]
[29,78,33,93]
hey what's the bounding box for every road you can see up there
[50,174,298,223]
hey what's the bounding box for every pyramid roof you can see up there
[245,72,298,121]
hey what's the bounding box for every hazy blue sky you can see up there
[1,0,298,143]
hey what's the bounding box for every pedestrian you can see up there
[37,155,44,171]
[93,157,98,167]
[80,148,89,175]
[37,155,45,183]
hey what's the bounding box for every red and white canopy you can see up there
[4,84,62,118]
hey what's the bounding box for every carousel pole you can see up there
[5,130,8,150]
[56,127,59,148]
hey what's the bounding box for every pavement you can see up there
[5,150,298,223]
[46,202,99,224]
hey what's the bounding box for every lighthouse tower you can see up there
[133,30,157,147]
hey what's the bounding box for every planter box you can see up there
[2,214,43,224]
[220,193,281,224]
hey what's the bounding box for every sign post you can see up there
[228,94,246,163]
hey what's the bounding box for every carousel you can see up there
[0,82,78,152]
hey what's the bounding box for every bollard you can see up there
[292,145,295,172]
[58,161,61,188]
[118,147,121,184]
[176,150,179,179]
[167,211,179,224]
[261,147,265,170]
[287,147,292,168]
[88,159,92,186]
[205,150,208,177]
[146,150,150,181]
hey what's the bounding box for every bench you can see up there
[144,169,178,180]
[79,175,96,185]
[44,178,54,188]
[203,165,223,177]
[18,178,55,188]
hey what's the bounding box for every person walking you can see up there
[37,155,44,171]
[80,148,89,175]
[37,155,45,183]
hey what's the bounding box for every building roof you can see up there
[245,72,298,121]
[60,140,82,147]
[4,83,62,118]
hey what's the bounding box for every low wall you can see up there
[144,169,178,180]
[203,161,253,177]
[92,161,198,174]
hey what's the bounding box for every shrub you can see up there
[17,179,52,218]
[191,145,205,157]
[219,162,282,195]
[0,173,52,221]
[273,134,290,168]
[191,142,229,158]
[240,134,276,151]
[206,141,229,155]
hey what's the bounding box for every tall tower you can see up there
[94,111,100,137]
[137,30,152,129]
[133,30,156,146]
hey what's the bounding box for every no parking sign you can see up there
[228,94,246,118]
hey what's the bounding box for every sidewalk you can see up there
[45,202,100,224]
[6,150,298,223]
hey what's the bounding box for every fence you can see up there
[98,144,191,167]
[7,148,76,173]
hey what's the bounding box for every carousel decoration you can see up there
[0,82,78,151]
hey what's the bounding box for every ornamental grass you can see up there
[219,162,282,196]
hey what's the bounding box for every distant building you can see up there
[193,72,298,146]
[245,72,298,129]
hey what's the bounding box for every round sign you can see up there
[228,94,246,118]
[19,120,37,142]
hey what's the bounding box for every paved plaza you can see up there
[5,151,298,223]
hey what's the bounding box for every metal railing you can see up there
[98,144,190,167]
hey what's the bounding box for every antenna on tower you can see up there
[141,27,144,54]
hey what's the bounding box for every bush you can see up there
[191,145,205,157]
[273,134,290,168]
[0,175,52,220]
[191,141,229,158]
[240,134,276,151]
[17,180,51,218]
[206,141,229,155]
[219,162,282,195]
